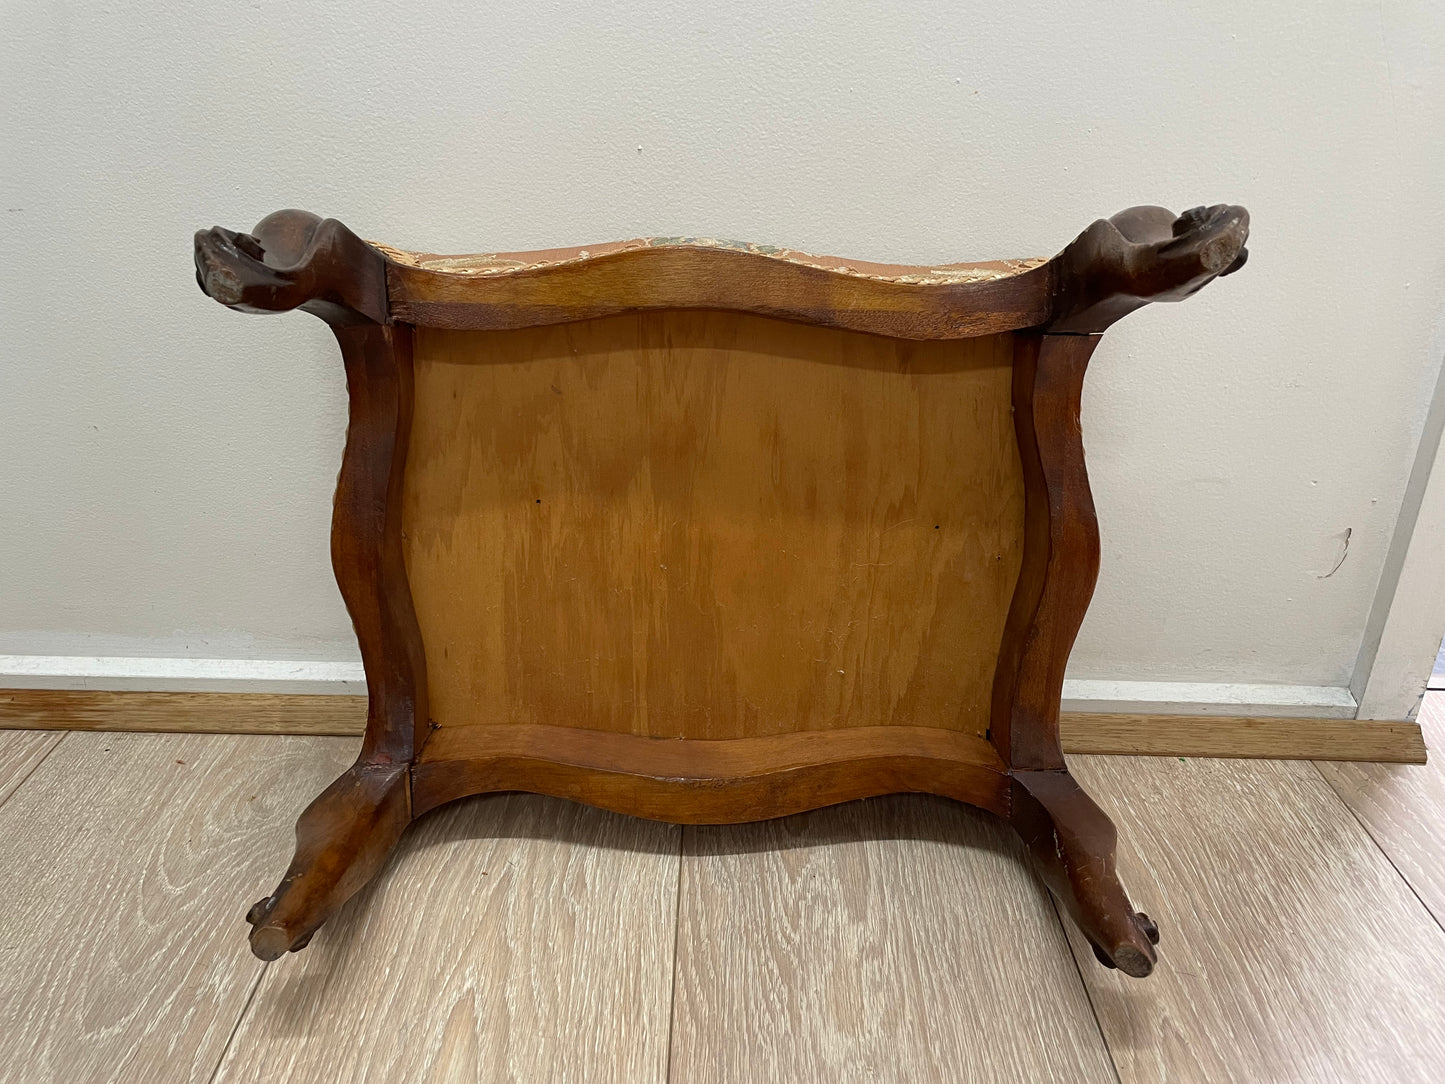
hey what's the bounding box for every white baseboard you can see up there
[0,655,1362,718]
[1061,679,1357,718]
[0,655,366,695]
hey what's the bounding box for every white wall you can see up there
[2,2,1444,694]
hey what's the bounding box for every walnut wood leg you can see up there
[244,760,411,961]
[1009,768,1159,977]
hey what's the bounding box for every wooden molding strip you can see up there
[0,690,368,736]
[0,689,1426,764]
[1059,711,1426,764]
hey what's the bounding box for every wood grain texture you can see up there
[8,731,1445,1080]
[403,315,1024,741]
[243,759,411,961]
[0,728,62,805]
[0,689,370,734]
[197,208,429,769]
[0,731,355,1084]
[195,209,435,955]
[331,319,430,764]
[213,794,679,1084]
[671,794,1117,1084]
[387,243,1054,339]
[991,333,1100,768]
[1010,768,1158,975]
[1316,692,1445,922]
[383,202,1248,339]
[6,690,1428,762]
[1063,752,1445,1084]
[411,723,1008,822]
[1061,711,1427,763]
[190,204,1253,968]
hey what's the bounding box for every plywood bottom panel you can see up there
[402,314,1023,741]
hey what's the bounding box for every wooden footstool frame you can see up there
[194,202,1249,978]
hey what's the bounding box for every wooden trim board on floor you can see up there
[0,689,1427,764]
[1059,712,1425,763]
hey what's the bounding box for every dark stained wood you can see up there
[332,321,429,766]
[195,209,388,326]
[245,761,410,961]
[193,203,1250,973]
[196,210,430,959]
[1010,769,1158,976]
[1047,204,1249,333]
[991,334,1102,770]
[410,724,1010,823]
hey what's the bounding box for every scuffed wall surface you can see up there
[1,1,1442,685]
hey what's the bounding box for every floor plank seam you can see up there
[205,959,268,1083]
[663,825,686,1084]
[1049,893,1124,1084]
[0,731,67,813]
[1310,759,1445,939]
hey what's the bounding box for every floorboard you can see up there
[0,728,63,805]
[0,731,356,1084]
[1315,692,1445,926]
[6,727,1445,1082]
[1063,752,1445,1084]
[213,794,680,1084]
[670,794,1118,1084]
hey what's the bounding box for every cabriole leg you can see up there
[195,212,430,961]
[1010,768,1159,977]
[245,761,411,960]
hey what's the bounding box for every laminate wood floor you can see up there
[1,697,1443,1084]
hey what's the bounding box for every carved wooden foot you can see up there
[1048,203,1249,333]
[1009,769,1158,977]
[244,761,411,961]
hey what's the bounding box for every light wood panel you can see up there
[1060,711,1427,763]
[5,689,1429,763]
[1315,692,1445,923]
[0,728,62,805]
[213,793,679,1084]
[670,795,1117,1084]
[0,731,356,1084]
[0,689,367,734]
[1063,752,1445,1084]
[402,314,1024,741]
